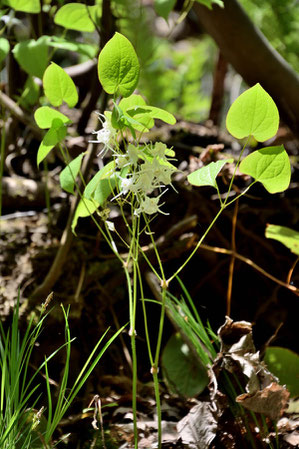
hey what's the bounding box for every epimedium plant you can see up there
[34,32,291,448]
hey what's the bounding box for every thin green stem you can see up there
[136,263,154,366]
[43,159,52,225]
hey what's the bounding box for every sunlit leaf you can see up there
[37,119,66,166]
[84,161,117,205]
[0,37,9,64]
[13,36,49,78]
[49,36,97,58]
[264,347,299,397]
[3,0,40,13]
[187,159,233,189]
[34,106,71,129]
[60,153,84,194]
[71,198,99,234]
[126,105,176,125]
[54,3,100,32]
[194,0,224,8]
[43,62,78,108]
[226,83,279,142]
[239,145,290,193]
[98,32,140,98]
[265,224,299,256]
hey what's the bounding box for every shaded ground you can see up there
[0,120,298,448]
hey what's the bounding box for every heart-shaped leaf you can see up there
[3,0,40,13]
[34,106,71,129]
[98,32,140,98]
[265,224,299,256]
[187,159,233,189]
[162,333,209,397]
[54,3,100,32]
[13,36,50,78]
[43,62,78,108]
[264,347,299,397]
[226,83,279,142]
[84,161,116,201]
[60,153,84,194]
[239,145,290,193]
[37,118,66,166]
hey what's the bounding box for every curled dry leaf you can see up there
[215,317,290,422]
[236,382,290,422]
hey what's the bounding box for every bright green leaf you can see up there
[187,158,233,189]
[60,153,84,194]
[154,0,176,20]
[265,225,299,256]
[126,105,176,125]
[43,62,78,108]
[119,94,146,111]
[264,347,299,397]
[54,3,100,32]
[13,36,49,79]
[98,32,140,98]
[162,333,209,397]
[34,106,71,129]
[37,119,66,166]
[84,161,118,206]
[0,37,9,64]
[226,83,279,142]
[239,145,290,193]
[3,0,40,13]
[72,198,99,234]
[119,95,154,131]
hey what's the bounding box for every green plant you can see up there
[33,29,291,448]
[0,293,125,448]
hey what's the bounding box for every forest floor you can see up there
[0,120,298,448]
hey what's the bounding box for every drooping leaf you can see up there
[49,36,97,58]
[43,62,78,108]
[194,0,224,8]
[60,153,84,194]
[71,198,99,234]
[187,158,233,189]
[34,106,71,129]
[19,76,40,108]
[13,36,50,78]
[119,95,154,131]
[264,347,299,397]
[226,83,279,142]
[239,145,290,193]
[119,94,146,110]
[0,37,9,64]
[3,0,40,13]
[54,3,100,32]
[126,105,176,125]
[162,333,209,397]
[37,119,66,166]
[154,0,176,20]
[98,32,140,98]
[265,224,299,256]
[84,161,117,205]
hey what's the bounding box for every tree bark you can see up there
[193,0,299,136]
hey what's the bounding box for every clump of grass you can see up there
[0,292,125,449]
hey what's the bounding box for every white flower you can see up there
[90,113,116,155]
[134,192,169,216]
[151,142,167,159]
[127,144,140,166]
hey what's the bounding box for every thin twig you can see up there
[199,244,299,295]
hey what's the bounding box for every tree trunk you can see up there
[193,0,299,136]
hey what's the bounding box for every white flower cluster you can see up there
[116,142,177,215]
